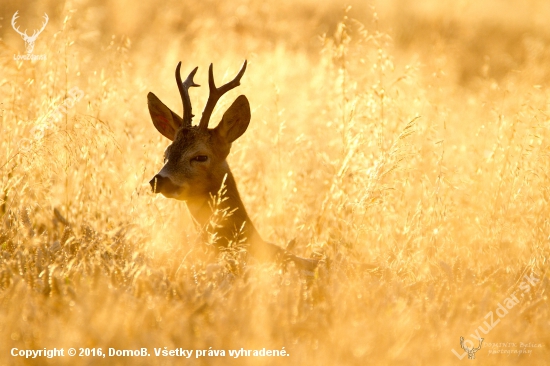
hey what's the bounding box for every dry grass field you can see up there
[0,0,549,364]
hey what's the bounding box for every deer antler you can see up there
[11,11,27,38]
[30,13,49,40]
[198,60,247,130]
[175,62,200,128]
[473,338,484,351]
[460,337,467,351]
[11,12,48,41]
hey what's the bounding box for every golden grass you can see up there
[0,0,549,364]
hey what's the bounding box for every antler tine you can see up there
[11,11,27,37]
[198,60,247,130]
[37,13,49,34]
[175,62,200,128]
[30,13,49,38]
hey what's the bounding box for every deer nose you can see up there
[149,174,179,194]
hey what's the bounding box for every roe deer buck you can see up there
[147,60,318,272]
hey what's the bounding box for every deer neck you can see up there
[185,162,262,247]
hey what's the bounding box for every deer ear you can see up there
[214,95,251,143]
[147,92,183,141]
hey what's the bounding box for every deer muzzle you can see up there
[149,174,180,196]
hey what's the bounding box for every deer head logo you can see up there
[11,11,49,54]
[460,337,484,359]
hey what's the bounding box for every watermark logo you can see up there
[486,341,542,355]
[451,272,541,360]
[11,11,48,61]
[460,337,483,359]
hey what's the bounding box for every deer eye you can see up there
[191,155,208,162]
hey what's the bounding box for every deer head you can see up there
[11,11,49,54]
[147,61,321,272]
[148,61,250,202]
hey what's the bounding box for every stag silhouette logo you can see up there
[11,11,48,54]
[460,337,484,359]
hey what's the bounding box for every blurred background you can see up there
[3,0,550,84]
